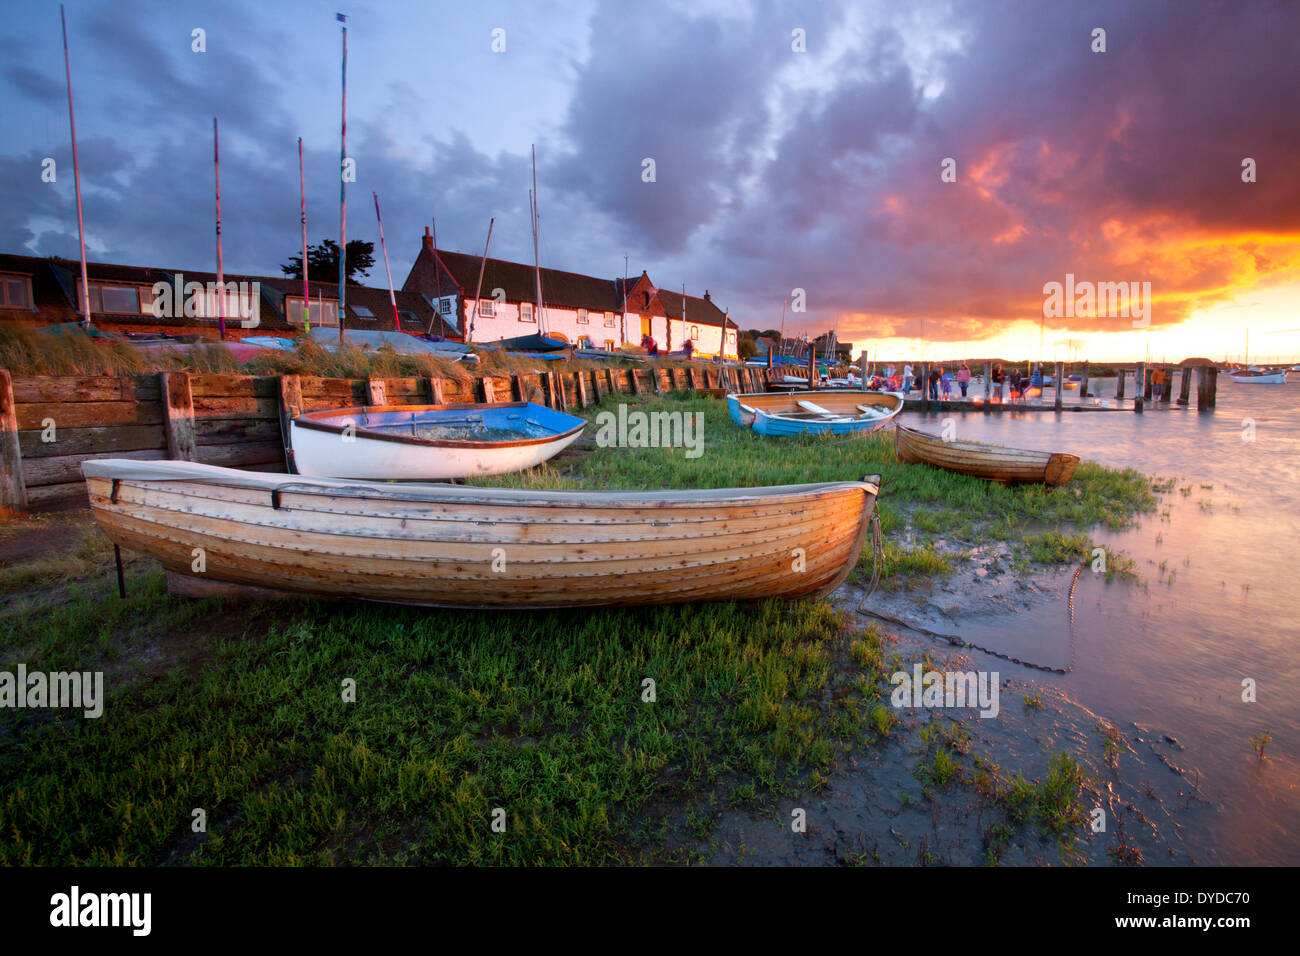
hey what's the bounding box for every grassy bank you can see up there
[0,391,1161,865]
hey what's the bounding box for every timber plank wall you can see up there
[0,364,775,509]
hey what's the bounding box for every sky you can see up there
[2,0,1298,362]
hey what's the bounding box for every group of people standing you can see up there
[866,361,1049,403]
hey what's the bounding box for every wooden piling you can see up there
[1205,367,1218,409]
[1116,368,1126,400]
[276,374,302,473]
[1079,360,1090,398]
[1054,362,1064,410]
[428,377,445,406]
[481,378,495,403]
[1143,366,1153,401]
[512,374,525,402]
[1135,362,1145,413]
[160,372,197,461]
[1177,367,1191,405]
[366,378,387,406]
[0,370,27,509]
[575,371,589,407]
[630,369,643,396]
[919,363,929,410]
[983,362,993,403]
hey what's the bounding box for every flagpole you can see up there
[338,17,348,345]
[60,5,91,328]
[373,192,401,330]
[213,117,226,340]
[299,137,310,332]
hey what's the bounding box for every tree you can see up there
[738,332,758,360]
[281,239,375,284]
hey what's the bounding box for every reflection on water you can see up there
[902,377,1300,865]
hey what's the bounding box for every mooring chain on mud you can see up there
[858,558,1089,675]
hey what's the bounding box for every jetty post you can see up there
[983,362,992,402]
[1135,362,1145,413]
[1178,367,1192,405]
[1054,361,1064,411]
[1079,360,1090,398]
[1143,366,1153,401]
[1116,367,1126,400]
[0,370,26,509]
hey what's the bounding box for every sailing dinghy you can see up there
[289,401,586,480]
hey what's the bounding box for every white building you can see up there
[403,228,739,358]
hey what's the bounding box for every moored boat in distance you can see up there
[1228,368,1289,384]
[894,423,1080,486]
[728,390,904,436]
[82,460,881,609]
[289,401,585,480]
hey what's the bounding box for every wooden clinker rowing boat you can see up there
[83,460,881,609]
[894,423,1079,486]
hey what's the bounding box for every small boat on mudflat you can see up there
[894,423,1080,486]
[82,460,881,609]
[1228,369,1288,384]
[728,390,904,436]
[289,401,585,480]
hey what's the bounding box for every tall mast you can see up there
[778,298,787,356]
[213,118,226,340]
[464,217,495,341]
[373,192,400,330]
[60,5,91,328]
[338,16,348,344]
[299,137,310,332]
[531,144,545,335]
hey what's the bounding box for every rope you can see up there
[857,557,1089,675]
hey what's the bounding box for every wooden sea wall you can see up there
[0,364,775,509]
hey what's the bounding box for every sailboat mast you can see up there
[60,5,91,328]
[338,19,348,344]
[213,118,226,340]
[531,145,545,335]
[299,137,310,332]
[464,217,495,341]
[372,192,400,330]
[778,298,787,356]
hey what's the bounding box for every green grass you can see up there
[0,567,899,865]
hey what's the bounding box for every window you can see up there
[351,305,375,318]
[727,331,736,344]
[194,285,259,324]
[690,325,699,341]
[577,309,589,324]
[440,297,453,315]
[479,298,495,317]
[603,312,615,327]
[0,274,33,310]
[520,302,534,323]
[77,281,153,315]
[287,297,339,327]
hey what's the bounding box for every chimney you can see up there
[422,226,434,253]
[704,289,711,301]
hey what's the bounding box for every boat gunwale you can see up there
[292,401,586,450]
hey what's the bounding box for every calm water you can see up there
[902,375,1300,865]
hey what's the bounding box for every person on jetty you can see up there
[941,368,954,398]
[1152,365,1166,401]
[992,363,1006,401]
[957,363,971,398]
[928,366,942,400]
[1031,363,1044,392]
[902,363,914,394]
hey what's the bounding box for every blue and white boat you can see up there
[728,390,904,436]
[289,401,586,480]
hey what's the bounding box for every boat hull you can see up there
[894,423,1079,486]
[290,402,585,480]
[83,460,881,609]
[729,390,903,431]
[1228,371,1288,384]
